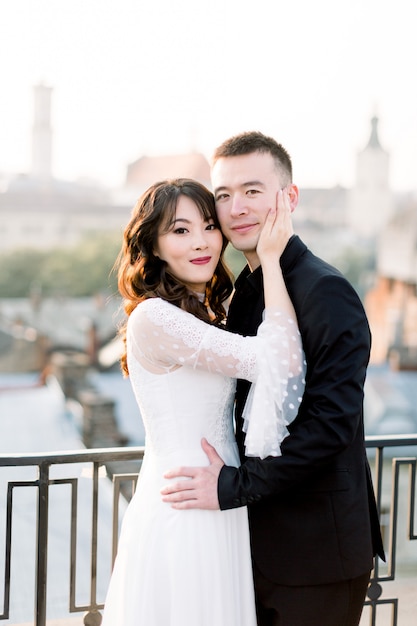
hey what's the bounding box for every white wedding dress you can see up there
[102,298,305,626]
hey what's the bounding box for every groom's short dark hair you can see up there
[212,131,293,182]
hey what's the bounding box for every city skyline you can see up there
[1,0,417,192]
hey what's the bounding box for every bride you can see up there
[102,178,304,626]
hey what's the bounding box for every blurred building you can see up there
[0,294,123,373]
[347,115,394,237]
[0,84,212,252]
[293,115,412,269]
[2,83,417,367]
[1,84,411,260]
[126,152,211,191]
[365,197,417,367]
[0,84,131,251]
[292,117,417,372]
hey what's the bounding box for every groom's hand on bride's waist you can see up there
[161,438,224,510]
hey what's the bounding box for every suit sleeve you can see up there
[218,272,371,509]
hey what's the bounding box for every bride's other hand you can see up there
[257,188,294,264]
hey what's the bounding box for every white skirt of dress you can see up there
[102,446,257,626]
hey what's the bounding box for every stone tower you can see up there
[31,83,53,179]
[347,115,393,238]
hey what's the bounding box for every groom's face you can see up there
[211,151,284,269]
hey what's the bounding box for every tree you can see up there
[0,232,122,298]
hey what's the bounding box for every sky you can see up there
[1,0,416,192]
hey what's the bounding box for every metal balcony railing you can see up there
[363,434,417,625]
[0,435,416,626]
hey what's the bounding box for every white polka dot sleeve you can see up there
[242,307,306,459]
[127,298,306,457]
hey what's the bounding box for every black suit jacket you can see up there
[218,235,385,586]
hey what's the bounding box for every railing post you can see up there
[35,461,50,626]
[90,463,99,608]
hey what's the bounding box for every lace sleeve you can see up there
[128,298,305,457]
[242,308,306,459]
[128,298,295,378]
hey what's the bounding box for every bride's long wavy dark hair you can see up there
[115,178,234,375]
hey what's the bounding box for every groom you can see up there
[161,131,385,626]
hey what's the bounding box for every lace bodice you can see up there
[127,298,305,458]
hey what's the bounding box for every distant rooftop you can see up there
[0,295,123,353]
[126,152,211,189]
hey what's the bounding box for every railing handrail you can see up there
[0,446,145,466]
[0,433,416,467]
[365,433,417,447]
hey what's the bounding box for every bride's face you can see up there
[154,195,223,293]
